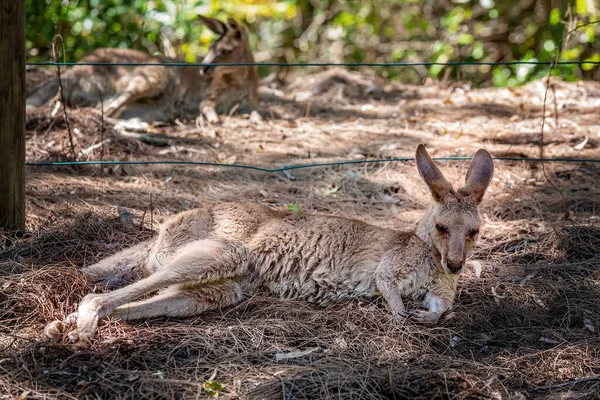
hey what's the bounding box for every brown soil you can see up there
[1,69,600,399]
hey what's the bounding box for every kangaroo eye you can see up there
[468,229,480,237]
[222,49,232,55]
[435,224,448,234]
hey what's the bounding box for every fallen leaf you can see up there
[51,101,61,117]
[584,315,595,333]
[519,273,536,286]
[275,347,320,361]
[539,337,560,345]
[333,337,348,351]
[323,184,339,196]
[282,170,295,180]
[153,370,165,379]
[471,260,483,278]
[449,336,460,348]
[491,286,505,299]
[573,136,589,150]
[531,295,547,309]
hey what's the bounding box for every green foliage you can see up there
[26,0,600,86]
[203,380,225,397]
[286,204,302,214]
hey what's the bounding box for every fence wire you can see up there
[25,157,600,174]
[26,49,600,170]
[27,60,600,68]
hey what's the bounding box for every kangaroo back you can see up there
[26,15,258,123]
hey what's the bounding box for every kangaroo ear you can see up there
[460,149,494,204]
[416,144,454,202]
[226,18,239,30]
[198,15,227,35]
[226,18,244,38]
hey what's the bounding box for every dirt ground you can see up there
[1,68,600,399]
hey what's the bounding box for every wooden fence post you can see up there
[0,0,26,230]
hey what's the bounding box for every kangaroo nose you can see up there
[446,259,463,274]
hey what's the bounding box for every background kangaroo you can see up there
[45,145,494,344]
[26,15,258,123]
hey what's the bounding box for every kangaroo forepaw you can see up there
[66,329,94,347]
[408,310,442,325]
[202,107,220,124]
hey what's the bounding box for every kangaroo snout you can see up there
[445,235,466,274]
[200,51,216,74]
[446,258,464,274]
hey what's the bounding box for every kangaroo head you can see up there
[416,144,494,275]
[197,15,252,74]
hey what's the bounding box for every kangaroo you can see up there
[44,145,494,344]
[26,15,258,123]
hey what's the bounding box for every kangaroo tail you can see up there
[80,239,156,288]
[26,79,60,109]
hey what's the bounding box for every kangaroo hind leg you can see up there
[111,280,244,320]
[49,239,249,344]
[43,240,155,343]
[104,73,167,117]
[81,239,154,288]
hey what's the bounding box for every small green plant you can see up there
[286,204,302,214]
[203,380,225,397]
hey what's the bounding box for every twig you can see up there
[552,84,558,127]
[537,19,600,204]
[532,376,600,391]
[305,102,312,118]
[149,192,154,233]
[98,86,105,163]
[539,77,565,204]
[228,103,240,117]
[139,208,147,231]
[51,34,77,161]
[81,139,110,156]
[148,188,167,233]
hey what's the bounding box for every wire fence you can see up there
[26,51,600,171]
[25,157,600,173]
[26,60,600,68]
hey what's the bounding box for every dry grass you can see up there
[1,70,599,399]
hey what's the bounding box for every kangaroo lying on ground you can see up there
[26,15,258,123]
[44,145,494,344]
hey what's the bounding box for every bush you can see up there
[26,0,600,86]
